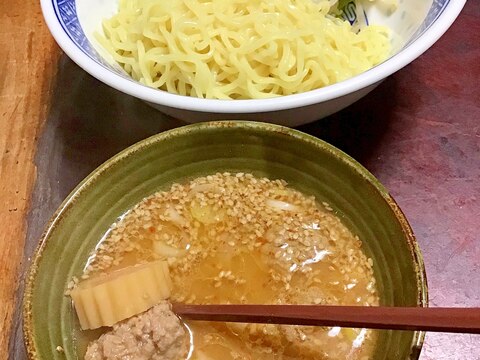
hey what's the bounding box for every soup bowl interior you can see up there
[24,122,427,359]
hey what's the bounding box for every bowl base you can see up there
[146,82,381,126]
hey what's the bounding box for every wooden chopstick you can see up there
[172,304,480,334]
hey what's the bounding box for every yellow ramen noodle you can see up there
[97,0,390,99]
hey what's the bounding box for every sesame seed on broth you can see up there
[84,172,379,359]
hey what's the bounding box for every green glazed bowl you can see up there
[24,121,427,359]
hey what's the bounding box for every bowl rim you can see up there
[40,0,465,113]
[23,121,428,359]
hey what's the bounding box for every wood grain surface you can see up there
[2,1,480,359]
[0,0,59,358]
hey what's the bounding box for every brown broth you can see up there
[76,173,379,360]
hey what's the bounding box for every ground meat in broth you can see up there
[84,301,188,360]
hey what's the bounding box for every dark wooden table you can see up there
[1,1,479,359]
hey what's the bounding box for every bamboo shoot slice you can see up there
[70,260,171,330]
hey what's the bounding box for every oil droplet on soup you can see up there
[78,173,379,359]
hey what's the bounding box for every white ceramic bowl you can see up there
[41,0,465,126]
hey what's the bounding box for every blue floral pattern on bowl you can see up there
[408,0,451,45]
[53,0,127,77]
[53,0,450,73]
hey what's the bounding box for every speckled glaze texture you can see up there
[23,122,427,360]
